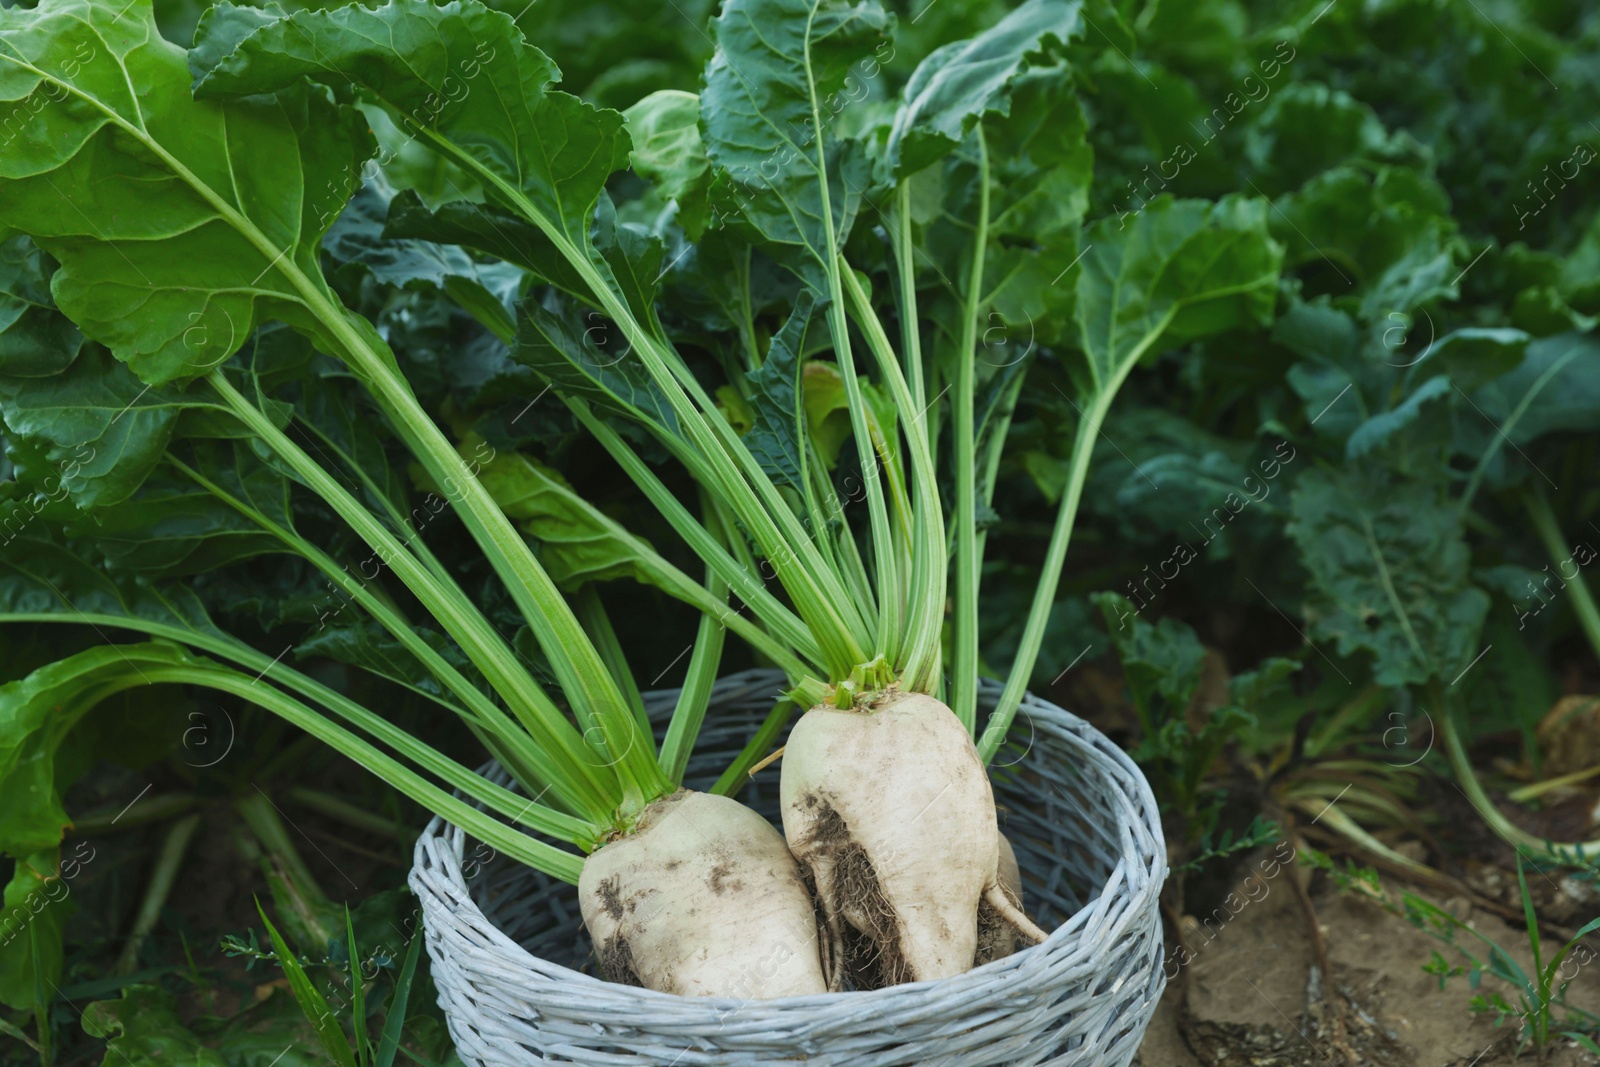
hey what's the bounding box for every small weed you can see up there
[1402,857,1600,1061]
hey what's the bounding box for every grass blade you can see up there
[1564,1033,1600,1056]
[1517,856,1541,975]
[376,931,424,1067]
[346,907,371,1067]
[257,900,358,1067]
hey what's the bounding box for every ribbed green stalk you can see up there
[142,664,589,881]
[208,375,622,819]
[950,128,991,732]
[1,610,597,846]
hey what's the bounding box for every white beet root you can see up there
[578,790,828,998]
[975,833,1023,965]
[780,690,1000,987]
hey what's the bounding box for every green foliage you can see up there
[700,0,889,289]
[887,0,1085,180]
[1402,859,1600,1056]
[83,907,439,1067]
[1288,467,1490,687]
[0,646,196,858]
[1074,197,1282,388]
[0,0,372,386]
[1174,815,1280,875]
[1,0,1599,1056]
[1093,591,1297,850]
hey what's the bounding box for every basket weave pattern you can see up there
[410,671,1167,1066]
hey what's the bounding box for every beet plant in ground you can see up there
[0,0,1280,1012]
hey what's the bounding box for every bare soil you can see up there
[1136,857,1600,1067]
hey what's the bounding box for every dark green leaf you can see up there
[0,0,374,385]
[196,0,627,259]
[0,849,69,1011]
[1269,165,1459,315]
[325,176,520,315]
[1404,327,1528,393]
[1287,467,1489,686]
[1467,331,1600,447]
[1244,83,1394,193]
[0,348,222,508]
[81,985,230,1067]
[743,292,817,493]
[0,532,234,646]
[1074,196,1282,393]
[515,292,680,435]
[887,0,1084,179]
[383,190,588,301]
[699,0,890,288]
[1093,590,1205,716]
[67,456,286,577]
[0,234,83,378]
[1345,374,1451,460]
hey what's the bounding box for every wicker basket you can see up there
[410,670,1167,1066]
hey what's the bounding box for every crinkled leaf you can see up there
[1345,374,1451,460]
[1270,166,1460,317]
[1276,300,1381,444]
[744,292,817,493]
[921,60,1092,333]
[324,175,519,318]
[382,190,588,300]
[0,235,83,378]
[1093,590,1205,714]
[515,292,680,436]
[888,0,1084,179]
[699,0,890,289]
[624,89,710,229]
[81,984,325,1067]
[1074,196,1282,393]
[195,0,627,260]
[0,0,374,386]
[182,1,275,78]
[81,985,230,1066]
[1244,83,1394,193]
[1287,467,1489,686]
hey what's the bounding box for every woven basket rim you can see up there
[410,670,1166,1011]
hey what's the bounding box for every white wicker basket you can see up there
[410,670,1167,1066]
